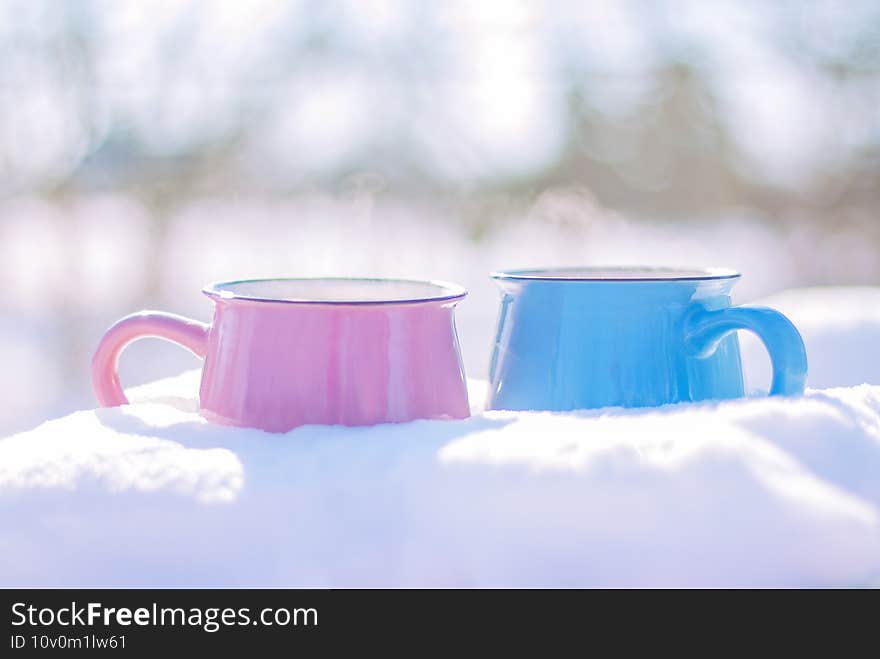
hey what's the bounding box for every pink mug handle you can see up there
[92,311,210,406]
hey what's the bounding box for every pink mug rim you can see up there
[202,277,467,306]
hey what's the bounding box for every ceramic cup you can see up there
[93,278,470,431]
[486,267,808,411]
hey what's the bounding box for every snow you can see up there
[2,287,880,587]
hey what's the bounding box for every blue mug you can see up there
[486,267,808,411]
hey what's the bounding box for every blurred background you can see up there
[1,0,879,435]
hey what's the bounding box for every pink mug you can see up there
[92,278,471,432]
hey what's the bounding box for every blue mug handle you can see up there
[685,306,808,396]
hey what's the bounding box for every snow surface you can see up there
[2,287,880,587]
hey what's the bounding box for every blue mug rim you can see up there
[490,266,741,283]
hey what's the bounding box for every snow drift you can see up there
[2,287,879,587]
